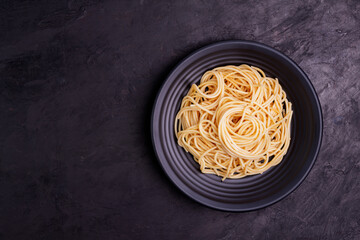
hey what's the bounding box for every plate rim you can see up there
[151,40,323,212]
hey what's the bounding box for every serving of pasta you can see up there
[175,64,293,180]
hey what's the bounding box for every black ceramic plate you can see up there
[151,40,322,212]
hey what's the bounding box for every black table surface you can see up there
[1,1,359,239]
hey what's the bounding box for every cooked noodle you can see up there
[174,64,293,180]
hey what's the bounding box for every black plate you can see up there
[151,40,323,212]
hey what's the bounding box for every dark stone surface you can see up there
[0,0,359,239]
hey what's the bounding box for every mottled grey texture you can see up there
[0,0,359,239]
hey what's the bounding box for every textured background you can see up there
[1,0,359,239]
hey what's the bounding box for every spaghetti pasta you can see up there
[174,64,293,180]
